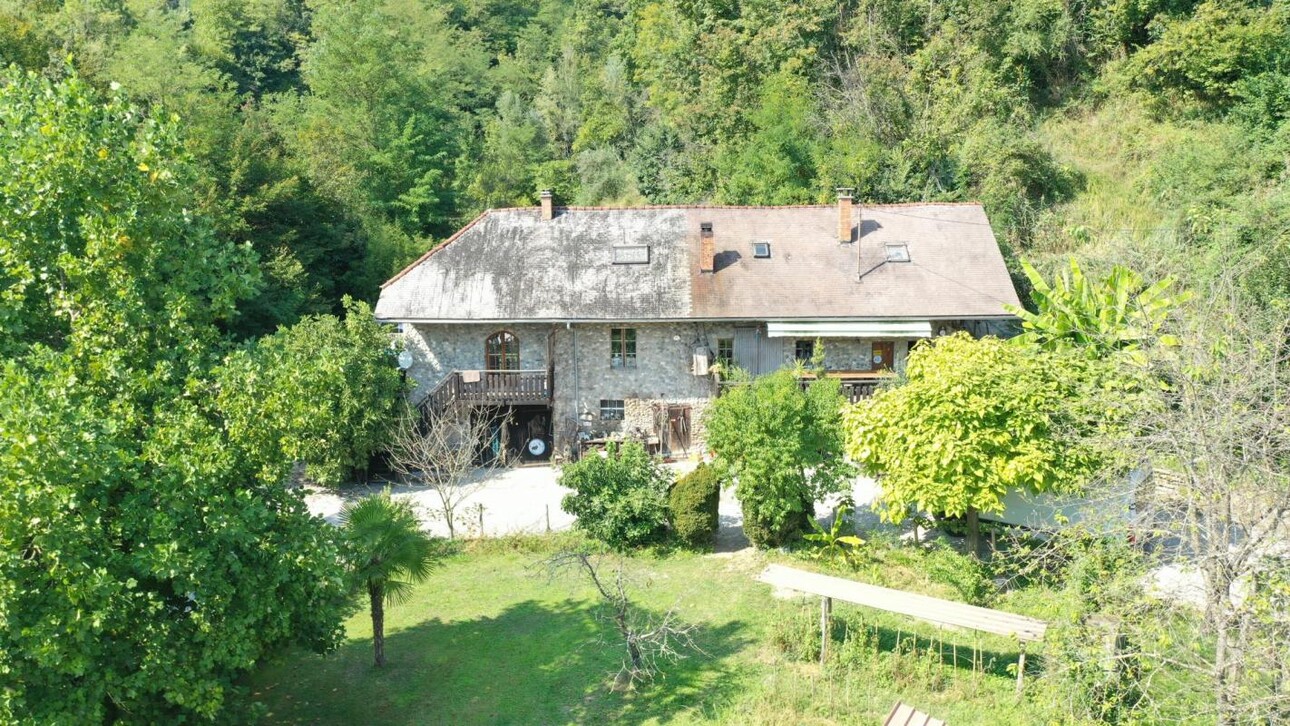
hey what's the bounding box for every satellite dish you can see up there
[527,438,547,457]
[397,350,414,370]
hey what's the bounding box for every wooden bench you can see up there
[884,701,945,726]
[757,564,1048,692]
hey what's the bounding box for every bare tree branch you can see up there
[385,403,511,538]
[540,551,703,689]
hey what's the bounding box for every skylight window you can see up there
[612,245,650,264]
[885,243,910,263]
[752,241,771,258]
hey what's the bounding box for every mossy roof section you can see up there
[375,203,1021,322]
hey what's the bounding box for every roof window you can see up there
[752,241,771,259]
[885,243,910,263]
[612,245,650,264]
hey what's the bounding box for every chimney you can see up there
[837,187,854,243]
[540,189,554,221]
[699,222,715,273]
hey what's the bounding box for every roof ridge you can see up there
[488,201,985,212]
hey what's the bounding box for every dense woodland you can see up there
[3,0,1290,722]
[3,0,1288,332]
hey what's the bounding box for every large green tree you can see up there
[215,298,406,487]
[0,70,350,721]
[845,333,1112,555]
[0,70,258,370]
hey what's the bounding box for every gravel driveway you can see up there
[306,466,577,538]
[308,463,883,548]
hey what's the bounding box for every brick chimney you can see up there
[699,222,715,273]
[837,187,854,243]
[540,189,554,221]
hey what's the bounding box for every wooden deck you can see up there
[799,370,897,402]
[720,369,896,402]
[421,369,551,416]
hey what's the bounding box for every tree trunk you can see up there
[1215,616,1236,726]
[614,609,641,672]
[370,583,386,668]
[626,637,643,674]
[966,507,981,559]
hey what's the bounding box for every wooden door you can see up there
[871,341,894,371]
[666,405,691,455]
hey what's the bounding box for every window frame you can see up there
[610,327,637,369]
[484,330,520,370]
[600,399,625,420]
[885,243,910,263]
[794,339,817,363]
[715,337,734,367]
[611,245,651,264]
[752,241,771,258]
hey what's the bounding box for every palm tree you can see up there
[339,492,440,667]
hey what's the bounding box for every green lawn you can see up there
[249,536,1082,725]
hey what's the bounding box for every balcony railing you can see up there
[718,369,895,404]
[421,369,552,416]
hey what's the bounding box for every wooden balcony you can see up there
[801,370,897,403]
[719,369,894,403]
[421,369,552,416]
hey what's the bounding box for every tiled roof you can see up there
[374,203,1021,322]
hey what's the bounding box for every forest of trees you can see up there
[3,0,1286,335]
[2,0,1289,720]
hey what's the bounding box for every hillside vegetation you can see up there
[4,0,1287,330]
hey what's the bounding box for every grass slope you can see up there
[249,536,1077,725]
[1031,95,1289,303]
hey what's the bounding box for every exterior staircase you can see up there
[418,369,552,418]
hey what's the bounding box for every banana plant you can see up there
[804,505,866,568]
[1008,257,1189,359]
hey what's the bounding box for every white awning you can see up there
[766,320,935,339]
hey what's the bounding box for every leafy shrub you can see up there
[706,369,854,548]
[1120,0,1290,110]
[216,298,405,487]
[560,442,670,550]
[919,542,996,606]
[667,463,723,548]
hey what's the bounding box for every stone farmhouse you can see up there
[374,190,1022,462]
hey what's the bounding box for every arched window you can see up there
[485,331,519,370]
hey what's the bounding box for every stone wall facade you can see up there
[402,323,553,402]
[549,323,718,457]
[398,318,996,459]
